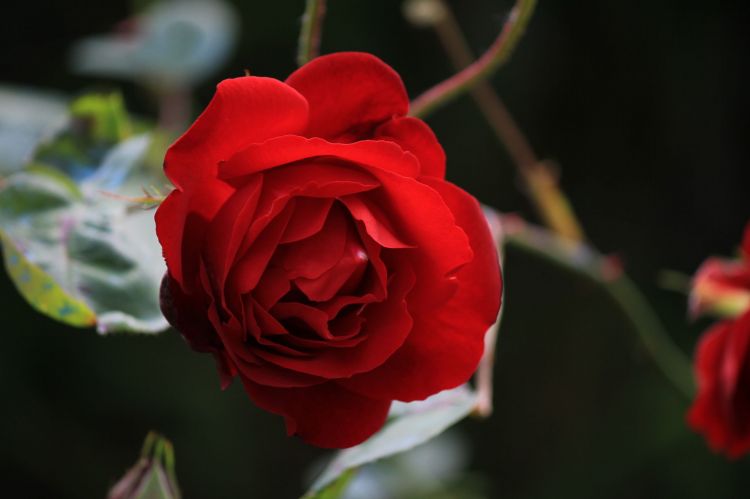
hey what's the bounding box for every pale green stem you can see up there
[503,219,695,399]
[297,0,327,66]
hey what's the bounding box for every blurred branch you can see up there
[407,0,583,242]
[156,86,191,134]
[502,216,695,398]
[407,0,693,400]
[408,0,536,119]
[297,0,327,66]
[658,269,692,294]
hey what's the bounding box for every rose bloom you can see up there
[689,224,750,318]
[156,52,502,448]
[688,221,750,458]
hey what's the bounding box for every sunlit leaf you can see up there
[0,231,96,327]
[33,92,135,183]
[70,92,132,142]
[307,385,479,495]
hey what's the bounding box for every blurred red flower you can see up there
[688,221,750,458]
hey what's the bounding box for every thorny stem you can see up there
[409,0,537,119]
[297,0,327,66]
[409,0,583,241]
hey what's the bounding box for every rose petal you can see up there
[156,179,235,288]
[688,321,733,450]
[375,117,446,178]
[722,310,750,402]
[280,197,333,244]
[227,201,295,296]
[252,266,291,309]
[161,275,236,389]
[688,311,750,458]
[275,204,350,280]
[272,302,337,340]
[253,264,415,379]
[357,170,474,307]
[341,179,501,401]
[219,136,419,180]
[165,77,308,190]
[224,162,377,270]
[209,305,326,389]
[340,195,412,249]
[241,380,391,448]
[201,175,263,289]
[294,233,369,302]
[285,52,408,141]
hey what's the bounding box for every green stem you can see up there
[409,0,537,118]
[503,218,695,399]
[606,277,695,398]
[297,0,327,66]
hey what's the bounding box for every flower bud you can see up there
[108,432,181,499]
[690,257,750,319]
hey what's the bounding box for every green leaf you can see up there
[0,230,96,327]
[132,468,176,499]
[70,92,132,142]
[303,469,357,499]
[0,135,168,333]
[31,92,142,184]
[306,385,479,495]
[0,169,76,214]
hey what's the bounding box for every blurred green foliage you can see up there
[0,93,168,332]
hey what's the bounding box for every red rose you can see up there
[689,223,750,318]
[687,221,750,457]
[155,52,502,448]
[688,310,750,458]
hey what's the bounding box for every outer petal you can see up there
[688,321,732,452]
[155,179,234,287]
[341,179,502,401]
[375,117,446,178]
[286,52,409,140]
[160,275,237,389]
[241,380,391,448]
[165,77,309,190]
[219,136,419,180]
[355,170,475,306]
[689,258,750,319]
[688,310,750,458]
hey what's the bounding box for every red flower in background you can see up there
[688,221,750,458]
[155,52,502,448]
[689,223,750,318]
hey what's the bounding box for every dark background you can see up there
[1,0,749,497]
